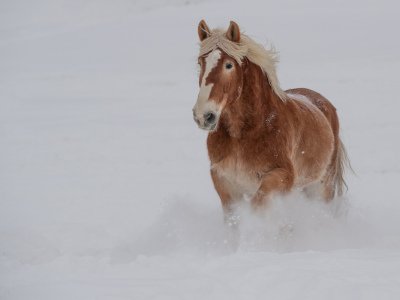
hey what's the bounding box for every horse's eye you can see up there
[225,63,233,69]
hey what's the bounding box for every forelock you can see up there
[198,28,287,101]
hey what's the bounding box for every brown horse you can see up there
[193,20,350,217]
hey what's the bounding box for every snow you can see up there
[1,0,400,299]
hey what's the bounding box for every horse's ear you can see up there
[226,21,240,42]
[198,20,211,41]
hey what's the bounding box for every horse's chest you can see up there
[212,156,260,197]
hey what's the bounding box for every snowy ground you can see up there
[1,0,400,299]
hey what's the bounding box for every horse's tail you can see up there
[334,138,352,197]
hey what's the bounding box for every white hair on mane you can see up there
[199,29,287,101]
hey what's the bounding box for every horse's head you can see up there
[193,20,244,131]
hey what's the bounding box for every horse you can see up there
[192,20,350,218]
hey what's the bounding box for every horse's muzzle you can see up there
[193,111,217,131]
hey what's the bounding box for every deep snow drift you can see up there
[1,0,400,299]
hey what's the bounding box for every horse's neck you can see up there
[222,62,281,138]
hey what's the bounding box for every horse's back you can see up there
[285,88,339,137]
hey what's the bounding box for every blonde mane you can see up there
[199,29,287,101]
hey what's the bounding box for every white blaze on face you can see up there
[193,50,222,126]
[201,49,221,87]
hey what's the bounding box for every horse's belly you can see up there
[213,162,260,199]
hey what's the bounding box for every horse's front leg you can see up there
[210,168,238,223]
[251,167,294,209]
[210,169,241,249]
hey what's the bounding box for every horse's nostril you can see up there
[204,112,216,124]
[193,114,200,125]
